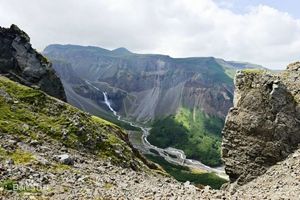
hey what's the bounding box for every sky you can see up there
[0,0,300,69]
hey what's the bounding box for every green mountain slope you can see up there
[0,75,148,169]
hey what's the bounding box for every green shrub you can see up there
[146,155,227,189]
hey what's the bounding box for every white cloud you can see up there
[0,0,299,69]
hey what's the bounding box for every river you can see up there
[85,80,228,180]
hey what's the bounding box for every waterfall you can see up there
[102,92,121,120]
[85,80,121,120]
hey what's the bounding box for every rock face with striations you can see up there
[0,24,66,100]
[222,62,300,185]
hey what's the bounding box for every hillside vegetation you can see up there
[148,107,223,166]
[0,75,146,168]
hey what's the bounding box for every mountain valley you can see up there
[1,24,300,199]
[43,44,263,168]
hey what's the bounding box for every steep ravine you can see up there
[91,81,228,180]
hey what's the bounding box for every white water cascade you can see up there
[102,92,121,120]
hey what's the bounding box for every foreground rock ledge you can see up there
[222,62,300,185]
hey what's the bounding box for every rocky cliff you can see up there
[222,63,300,185]
[0,25,66,101]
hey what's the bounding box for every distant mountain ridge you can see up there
[43,44,263,121]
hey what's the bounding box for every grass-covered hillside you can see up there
[0,75,146,169]
[148,107,223,167]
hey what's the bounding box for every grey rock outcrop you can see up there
[0,24,66,100]
[222,63,300,185]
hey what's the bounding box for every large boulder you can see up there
[0,24,66,101]
[222,63,300,185]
